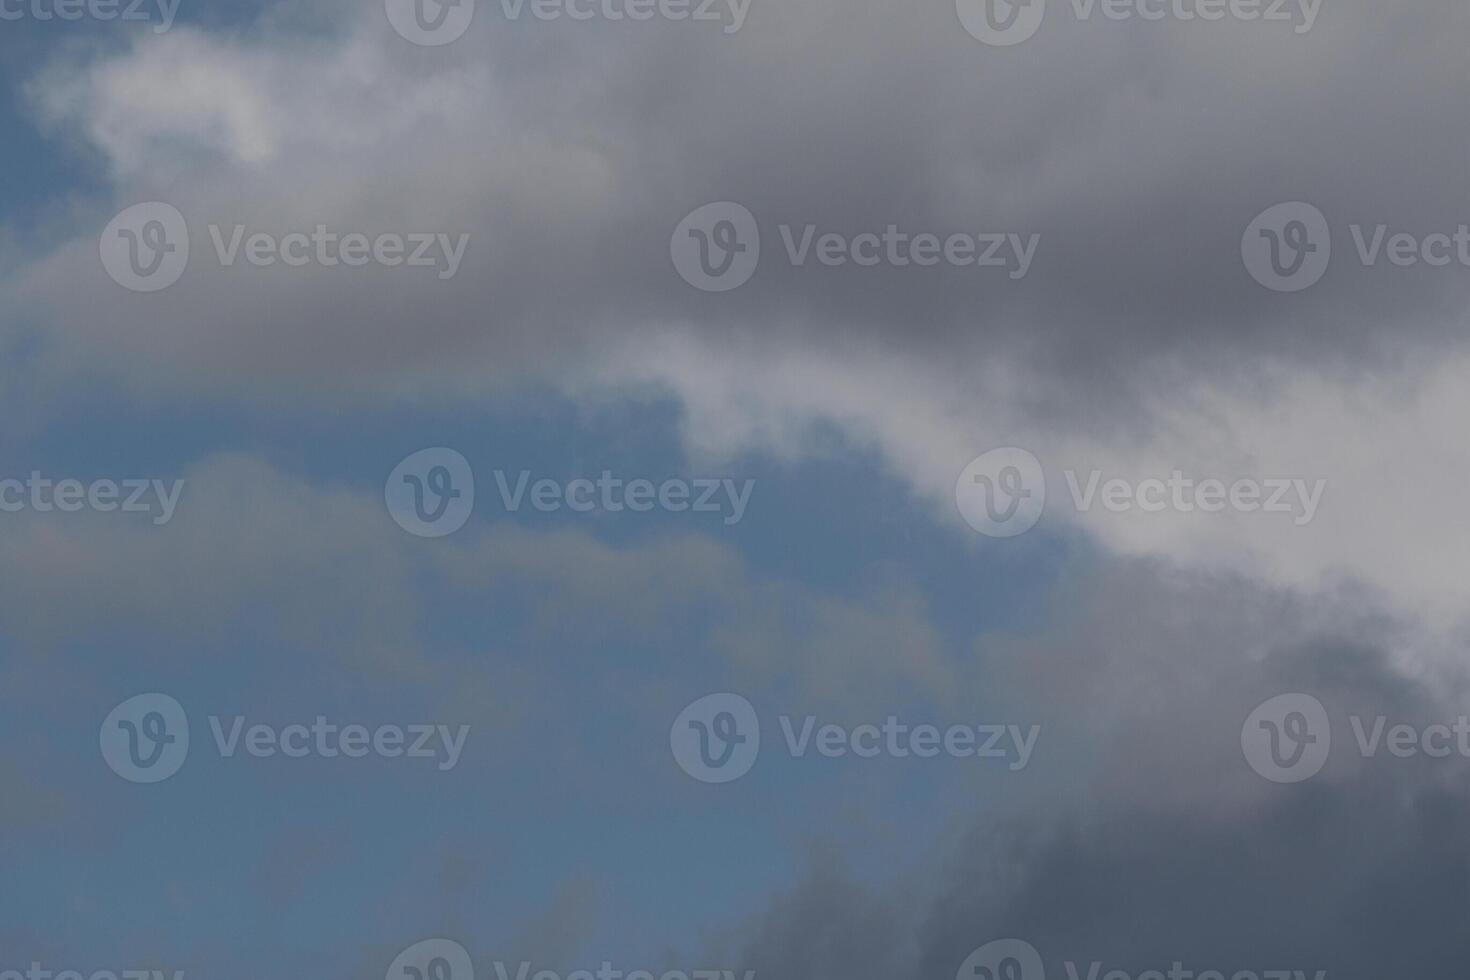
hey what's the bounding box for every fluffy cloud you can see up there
[8,0,1470,627]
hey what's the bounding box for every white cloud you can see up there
[602,332,1470,633]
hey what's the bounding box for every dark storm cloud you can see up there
[714,561,1470,980]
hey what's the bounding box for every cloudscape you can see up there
[2,1,1469,978]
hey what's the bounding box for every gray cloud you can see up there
[11,0,1470,415]
[718,562,1470,980]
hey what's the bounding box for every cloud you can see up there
[598,331,1470,631]
[8,0,1470,628]
[714,563,1470,980]
[0,452,956,710]
[11,0,1470,397]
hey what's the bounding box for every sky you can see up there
[2,1,1470,978]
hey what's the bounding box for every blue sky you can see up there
[0,375,1074,974]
